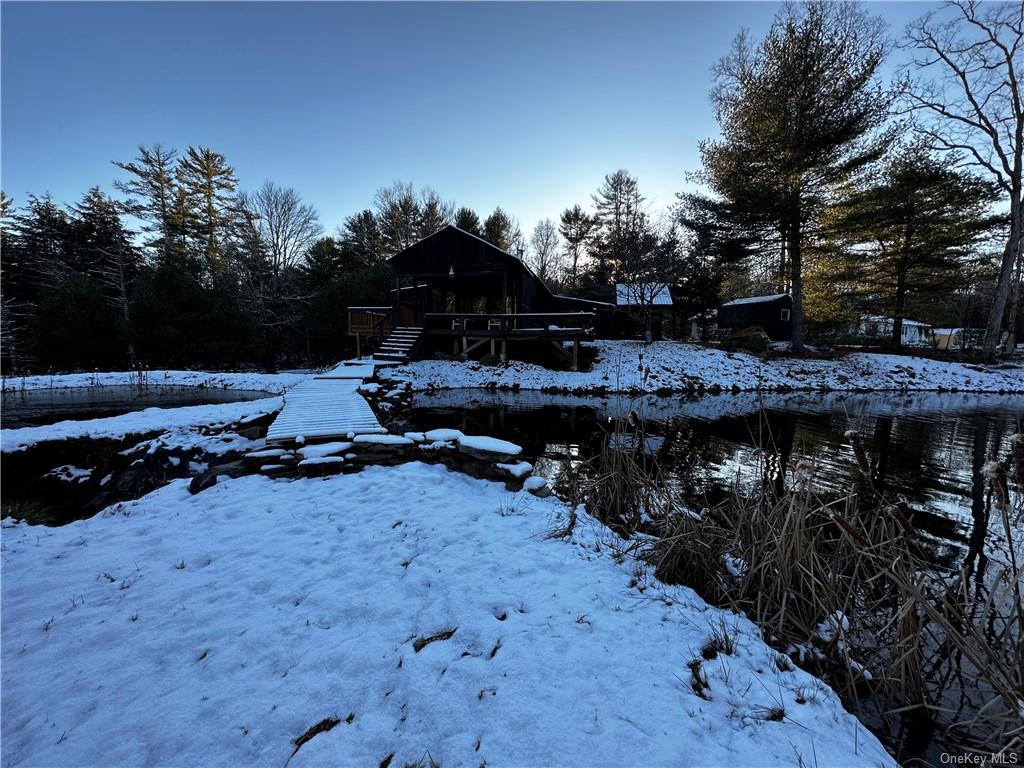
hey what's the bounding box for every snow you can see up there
[522,475,549,492]
[1,464,894,767]
[352,434,415,446]
[496,461,533,479]
[296,442,354,460]
[297,456,346,467]
[1,369,304,394]
[456,435,522,457]
[245,448,288,460]
[424,428,464,442]
[1,397,285,454]
[720,294,789,306]
[46,465,93,483]
[391,340,1024,394]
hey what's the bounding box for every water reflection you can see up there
[407,389,1023,557]
[1,385,274,429]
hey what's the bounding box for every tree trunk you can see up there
[1002,242,1022,354]
[983,196,1022,361]
[893,265,907,349]
[790,220,804,355]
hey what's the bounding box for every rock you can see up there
[244,448,287,463]
[456,435,523,462]
[298,457,345,477]
[259,463,293,478]
[188,461,251,495]
[523,475,552,497]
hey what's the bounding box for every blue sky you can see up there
[2,1,925,237]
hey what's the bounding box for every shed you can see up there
[717,294,793,341]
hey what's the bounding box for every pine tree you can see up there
[454,207,482,236]
[113,144,181,262]
[558,204,598,290]
[341,210,385,265]
[417,188,453,239]
[483,207,516,252]
[70,188,142,361]
[702,1,890,353]
[825,146,1001,345]
[176,146,238,279]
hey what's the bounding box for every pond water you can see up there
[1,385,275,429]
[405,389,1024,759]
[407,390,1022,537]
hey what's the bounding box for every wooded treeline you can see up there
[2,0,1020,372]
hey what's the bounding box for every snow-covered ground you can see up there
[1,369,306,394]
[392,340,1024,393]
[1,463,894,767]
[0,397,284,453]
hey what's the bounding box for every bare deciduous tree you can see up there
[234,182,322,371]
[528,218,563,287]
[903,0,1023,358]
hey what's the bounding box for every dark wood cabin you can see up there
[348,225,620,367]
[716,294,793,341]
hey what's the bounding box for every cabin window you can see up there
[780,308,791,321]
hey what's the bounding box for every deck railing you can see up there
[347,306,392,335]
[423,312,594,335]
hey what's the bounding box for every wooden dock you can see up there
[266,367,386,443]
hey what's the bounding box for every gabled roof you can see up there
[615,283,673,306]
[720,294,789,307]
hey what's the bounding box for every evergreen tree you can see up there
[674,193,757,341]
[701,1,890,353]
[824,146,1001,345]
[341,210,385,265]
[454,207,482,236]
[70,188,142,361]
[113,144,182,262]
[591,170,649,281]
[176,146,238,278]
[483,207,516,252]
[558,204,598,291]
[417,188,453,239]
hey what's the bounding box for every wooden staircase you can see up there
[373,327,423,363]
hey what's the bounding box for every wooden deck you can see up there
[266,371,386,443]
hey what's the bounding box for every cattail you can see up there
[794,458,815,488]
[831,512,870,548]
[884,501,916,538]
[984,461,1009,511]
[627,409,640,429]
[844,429,870,476]
[1007,433,1024,487]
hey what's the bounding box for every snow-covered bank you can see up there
[392,340,1024,394]
[1,369,306,394]
[1,464,894,767]
[0,397,283,453]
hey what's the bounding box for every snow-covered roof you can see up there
[720,294,789,307]
[861,315,931,328]
[615,283,673,306]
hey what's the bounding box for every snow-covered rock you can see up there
[456,434,522,460]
